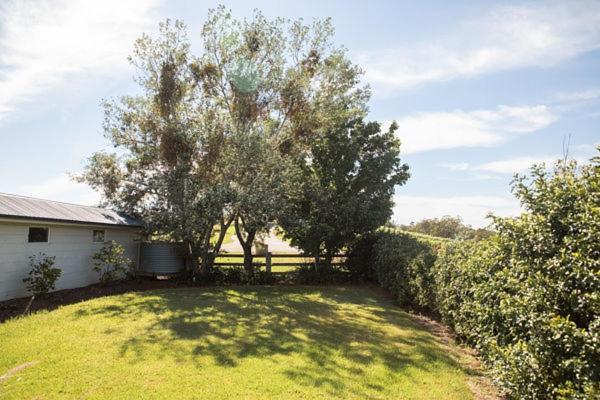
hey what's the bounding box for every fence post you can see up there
[266,251,272,275]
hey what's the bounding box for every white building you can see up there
[0,193,142,301]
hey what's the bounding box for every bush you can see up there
[346,233,378,282]
[432,156,600,399]
[204,265,279,285]
[356,153,599,398]
[290,263,348,284]
[92,241,132,284]
[371,231,437,310]
[23,253,62,296]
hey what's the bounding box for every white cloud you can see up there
[474,156,558,174]
[393,195,521,228]
[359,1,600,94]
[441,143,598,175]
[555,88,600,102]
[439,162,470,171]
[18,173,100,205]
[0,0,161,122]
[393,105,557,154]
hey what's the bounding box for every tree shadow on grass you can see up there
[73,286,475,398]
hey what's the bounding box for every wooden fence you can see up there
[213,252,348,273]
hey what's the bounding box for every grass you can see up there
[210,225,236,246]
[0,286,481,399]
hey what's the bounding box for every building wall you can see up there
[0,221,139,301]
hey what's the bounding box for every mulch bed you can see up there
[0,278,188,323]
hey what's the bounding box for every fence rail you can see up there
[213,252,348,273]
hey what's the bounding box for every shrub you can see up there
[346,233,378,282]
[292,264,349,284]
[432,155,600,399]
[23,253,62,296]
[357,153,599,398]
[369,231,437,310]
[92,241,132,284]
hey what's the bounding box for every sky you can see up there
[0,0,599,228]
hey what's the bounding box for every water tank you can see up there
[139,242,185,275]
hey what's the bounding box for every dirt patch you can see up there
[0,278,188,323]
[0,361,39,384]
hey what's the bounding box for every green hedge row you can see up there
[350,156,599,399]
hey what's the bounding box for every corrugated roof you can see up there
[0,193,143,228]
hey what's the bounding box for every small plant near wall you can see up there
[92,240,132,284]
[23,253,62,296]
[22,253,62,313]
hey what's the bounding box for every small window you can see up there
[93,230,106,243]
[28,227,49,243]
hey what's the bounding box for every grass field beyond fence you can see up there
[0,286,485,399]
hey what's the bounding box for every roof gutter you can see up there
[0,215,144,229]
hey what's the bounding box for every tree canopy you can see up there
[278,119,409,264]
[78,7,408,277]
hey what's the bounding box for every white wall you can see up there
[0,221,139,301]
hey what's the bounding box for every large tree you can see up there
[195,7,370,273]
[79,7,370,277]
[278,119,410,267]
[78,20,234,276]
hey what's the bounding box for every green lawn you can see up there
[210,225,236,245]
[0,286,483,399]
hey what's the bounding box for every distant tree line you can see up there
[394,215,493,241]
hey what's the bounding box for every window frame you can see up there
[28,226,49,243]
[92,229,106,243]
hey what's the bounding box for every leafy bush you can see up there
[371,232,437,310]
[346,233,378,282]
[360,153,599,399]
[292,264,349,284]
[23,253,62,296]
[92,241,132,284]
[432,156,600,399]
[204,266,278,285]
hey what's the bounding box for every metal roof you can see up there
[0,193,143,228]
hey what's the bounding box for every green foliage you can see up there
[292,264,349,284]
[354,151,599,399]
[433,154,600,399]
[92,241,133,284]
[346,233,379,282]
[79,8,372,277]
[207,266,247,285]
[22,253,62,296]
[371,232,437,310]
[279,119,410,262]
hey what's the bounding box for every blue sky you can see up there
[0,0,599,227]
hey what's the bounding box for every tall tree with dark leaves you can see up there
[279,119,410,267]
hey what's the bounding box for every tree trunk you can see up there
[324,251,334,270]
[198,225,214,276]
[313,247,321,273]
[205,216,234,271]
[235,216,256,276]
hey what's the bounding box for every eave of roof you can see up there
[0,214,144,229]
[0,193,144,228]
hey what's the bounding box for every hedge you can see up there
[350,154,600,399]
